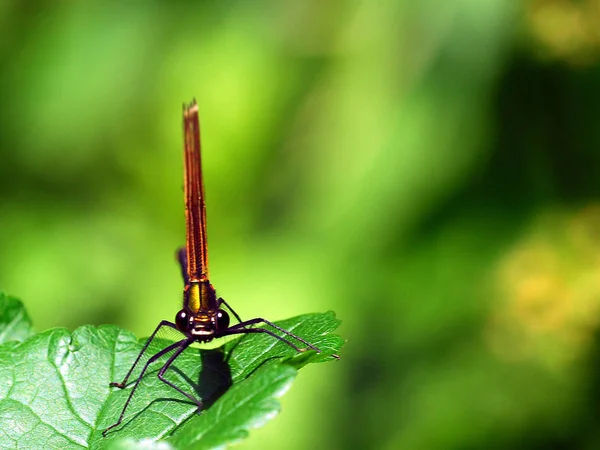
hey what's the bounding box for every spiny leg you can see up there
[110,320,179,388]
[157,339,203,408]
[218,297,243,324]
[103,339,186,436]
[222,327,305,353]
[227,318,321,353]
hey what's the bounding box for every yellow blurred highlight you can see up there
[488,205,600,369]
[528,0,600,65]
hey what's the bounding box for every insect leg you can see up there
[227,318,321,353]
[103,339,186,436]
[217,297,243,324]
[109,320,179,389]
[157,339,203,408]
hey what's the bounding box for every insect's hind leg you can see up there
[227,317,321,353]
[103,338,186,436]
[157,339,203,409]
[223,327,306,353]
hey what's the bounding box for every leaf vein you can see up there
[0,309,23,343]
[11,399,88,449]
[48,348,93,436]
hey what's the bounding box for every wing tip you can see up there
[183,98,199,117]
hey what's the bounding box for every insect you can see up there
[103,100,327,436]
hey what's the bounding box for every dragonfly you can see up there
[103,100,329,436]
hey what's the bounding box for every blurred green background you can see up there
[3,0,600,448]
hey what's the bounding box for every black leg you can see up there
[218,297,243,324]
[110,320,179,389]
[157,339,203,408]
[222,327,306,353]
[103,338,187,436]
[226,318,321,353]
[176,247,189,287]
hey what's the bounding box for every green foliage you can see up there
[0,295,342,449]
[0,293,34,344]
[5,2,599,448]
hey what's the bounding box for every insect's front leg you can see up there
[110,320,178,389]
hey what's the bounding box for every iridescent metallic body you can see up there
[178,102,230,339]
[102,100,327,437]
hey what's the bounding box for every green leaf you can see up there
[169,361,298,449]
[167,312,343,450]
[0,292,34,344]
[0,297,343,450]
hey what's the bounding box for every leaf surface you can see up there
[0,292,34,344]
[0,298,343,449]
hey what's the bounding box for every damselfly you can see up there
[103,101,330,436]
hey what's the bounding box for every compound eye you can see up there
[216,309,230,330]
[175,310,190,332]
